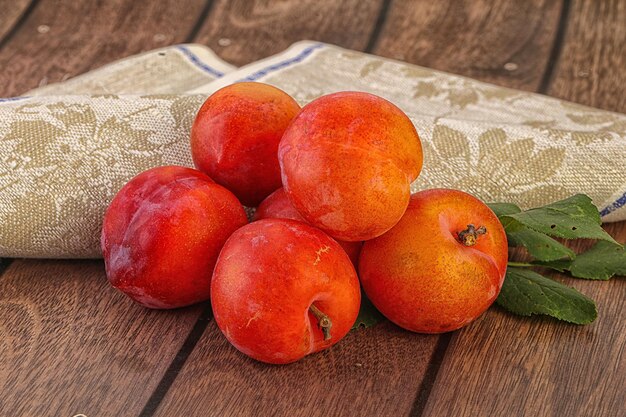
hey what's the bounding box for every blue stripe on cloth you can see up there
[237,43,325,82]
[0,97,29,103]
[600,191,626,217]
[175,45,225,78]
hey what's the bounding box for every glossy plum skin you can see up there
[253,188,362,266]
[101,166,248,309]
[278,91,422,241]
[211,219,361,364]
[359,189,508,333]
[191,82,301,206]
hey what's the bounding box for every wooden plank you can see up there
[0,0,207,96]
[422,2,626,414]
[373,0,562,91]
[0,4,210,412]
[193,0,385,66]
[547,0,626,112]
[154,321,438,417]
[0,260,204,416]
[0,0,33,43]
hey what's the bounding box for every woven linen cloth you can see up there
[1,41,625,258]
[0,44,231,258]
[27,44,235,95]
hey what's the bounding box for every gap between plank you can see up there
[365,0,392,53]
[138,303,213,417]
[185,0,215,43]
[0,0,40,53]
[409,333,452,417]
[538,0,571,94]
[0,258,14,279]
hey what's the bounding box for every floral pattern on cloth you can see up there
[0,95,206,257]
[1,44,230,258]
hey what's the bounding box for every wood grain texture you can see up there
[420,1,626,408]
[547,0,626,113]
[0,260,204,416]
[373,0,562,91]
[153,320,439,417]
[0,0,33,43]
[0,8,212,412]
[193,0,384,66]
[0,0,207,96]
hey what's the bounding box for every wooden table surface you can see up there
[1,1,625,416]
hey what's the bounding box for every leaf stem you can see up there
[507,262,534,268]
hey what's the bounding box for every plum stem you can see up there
[309,304,332,341]
[458,224,487,246]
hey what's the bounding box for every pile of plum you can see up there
[101,83,507,364]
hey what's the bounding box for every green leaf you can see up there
[488,202,521,217]
[500,217,575,261]
[352,292,384,329]
[568,241,626,280]
[501,194,617,244]
[531,241,626,279]
[496,267,597,324]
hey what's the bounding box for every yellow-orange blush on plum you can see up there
[359,189,508,333]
